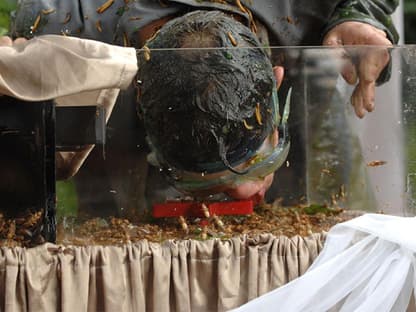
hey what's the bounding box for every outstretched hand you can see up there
[323,21,392,118]
[0,36,27,96]
[0,36,27,46]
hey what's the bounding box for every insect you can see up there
[143,45,151,61]
[96,0,114,14]
[255,103,263,125]
[123,32,130,47]
[31,14,41,32]
[178,216,189,233]
[22,210,43,228]
[42,8,55,15]
[243,119,254,130]
[201,226,208,240]
[129,16,142,21]
[227,32,237,46]
[95,20,103,32]
[6,220,16,240]
[321,168,333,176]
[63,12,71,24]
[367,160,387,167]
[212,214,225,230]
[201,203,210,218]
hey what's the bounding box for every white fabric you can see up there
[232,214,416,312]
[0,35,137,103]
[0,35,138,178]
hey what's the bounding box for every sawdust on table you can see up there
[0,201,366,247]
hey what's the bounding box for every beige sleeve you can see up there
[0,35,138,179]
[0,34,137,101]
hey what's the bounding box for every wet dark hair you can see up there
[137,10,276,174]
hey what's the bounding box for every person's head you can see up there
[136,10,289,198]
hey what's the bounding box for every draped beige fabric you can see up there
[0,35,137,101]
[0,234,325,312]
[0,36,325,311]
[0,35,138,179]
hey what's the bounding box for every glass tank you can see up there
[2,45,416,245]
[57,46,415,215]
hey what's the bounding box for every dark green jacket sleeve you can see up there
[323,0,399,44]
[323,0,399,84]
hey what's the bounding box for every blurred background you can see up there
[404,0,416,43]
[0,0,415,218]
[0,0,15,35]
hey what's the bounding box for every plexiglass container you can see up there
[55,45,416,226]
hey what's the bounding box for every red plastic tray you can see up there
[152,200,253,218]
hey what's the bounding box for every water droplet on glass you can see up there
[406,77,416,86]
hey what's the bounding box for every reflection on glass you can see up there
[51,46,416,243]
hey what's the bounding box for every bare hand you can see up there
[323,22,392,118]
[0,37,28,95]
[0,37,26,96]
[0,36,27,46]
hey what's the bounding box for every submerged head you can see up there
[137,10,288,197]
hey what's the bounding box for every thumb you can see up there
[323,30,358,85]
[322,30,342,47]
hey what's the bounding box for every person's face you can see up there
[223,66,284,202]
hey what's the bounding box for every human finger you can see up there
[323,21,392,117]
[358,47,390,84]
[0,36,13,95]
[0,36,13,46]
[356,47,389,112]
[13,37,28,45]
[351,87,365,118]
[340,55,358,85]
[323,32,358,85]
[351,80,375,117]
[322,27,342,47]
[351,81,375,118]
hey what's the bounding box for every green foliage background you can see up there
[0,0,16,36]
[404,0,416,42]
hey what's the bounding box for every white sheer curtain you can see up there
[232,214,416,312]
